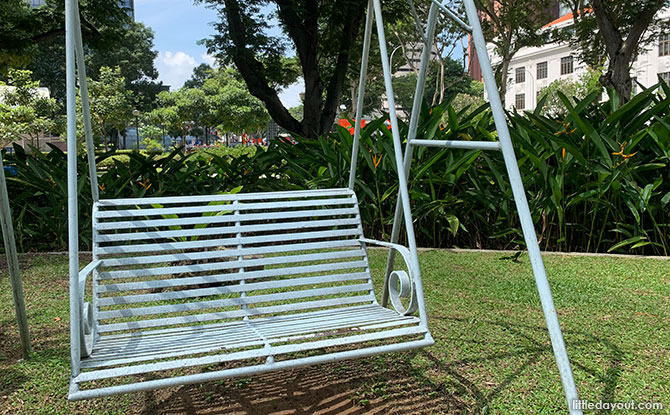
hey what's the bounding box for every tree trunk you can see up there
[220,0,365,139]
[601,58,632,102]
[498,57,510,106]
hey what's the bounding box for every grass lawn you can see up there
[0,250,668,414]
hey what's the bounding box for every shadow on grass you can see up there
[426,315,625,414]
[128,317,624,415]
[138,354,466,415]
[121,313,627,415]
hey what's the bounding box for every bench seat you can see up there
[69,188,432,400]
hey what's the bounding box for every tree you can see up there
[198,0,366,138]
[0,69,58,147]
[451,80,485,117]
[86,66,133,151]
[537,66,603,116]
[184,63,215,89]
[28,20,162,109]
[87,22,163,112]
[203,67,270,134]
[0,0,129,76]
[0,1,161,109]
[393,59,471,113]
[139,124,165,152]
[558,0,669,101]
[476,0,552,102]
[148,88,209,147]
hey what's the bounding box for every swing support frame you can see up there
[65,0,581,412]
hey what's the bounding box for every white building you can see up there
[488,8,670,111]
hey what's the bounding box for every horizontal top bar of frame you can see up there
[409,139,501,150]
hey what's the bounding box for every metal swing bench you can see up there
[66,0,582,412]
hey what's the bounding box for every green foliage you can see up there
[84,66,133,150]
[0,69,59,146]
[3,144,269,251]
[556,0,668,100]
[258,84,670,255]
[392,59,471,112]
[448,81,485,119]
[203,67,269,133]
[4,84,670,255]
[198,0,364,137]
[538,66,603,116]
[476,0,553,98]
[184,63,215,89]
[0,0,129,75]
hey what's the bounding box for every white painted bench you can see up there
[69,188,433,400]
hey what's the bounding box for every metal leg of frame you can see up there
[462,0,581,412]
[381,2,439,307]
[73,1,99,202]
[65,0,81,377]
[371,0,429,327]
[349,0,374,190]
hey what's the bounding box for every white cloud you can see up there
[201,54,217,67]
[156,51,204,90]
[279,79,305,109]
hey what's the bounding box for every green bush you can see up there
[2,83,669,254]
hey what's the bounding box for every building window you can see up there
[515,67,525,83]
[660,34,670,56]
[515,93,525,110]
[537,62,548,79]
[659,72,670,83]
[561,56,574,75]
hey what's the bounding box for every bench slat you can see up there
[84,313,416,368]
[97,199,355,230]
[99,249,365,281]
[97,295,374,333]
[97,283,373,319]
[99,258,368,283]
[90,306,393,357]
[76,325,425,382]
[97,205,357,221]
[99,239,361,267]
[96,217,360,241]
[96,304,377,343]
[96,188,354,207]
[96,228,361,255]
[98,272,370,306]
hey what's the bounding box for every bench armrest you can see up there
[359,238,418,315]
[78,260,102,357]
[78,260,102,297]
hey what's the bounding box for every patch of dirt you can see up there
[132,357,464,415]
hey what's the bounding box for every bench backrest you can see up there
[91,188,375,335]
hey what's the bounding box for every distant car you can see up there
[3,166,18,176]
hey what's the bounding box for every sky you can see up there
[134,0,304,107]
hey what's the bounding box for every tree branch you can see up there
[591,0,623,59]
[622,0,665,60]
[223,0,301,133]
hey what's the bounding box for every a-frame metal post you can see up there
[355,0,583,413]
[461,0,582,412]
